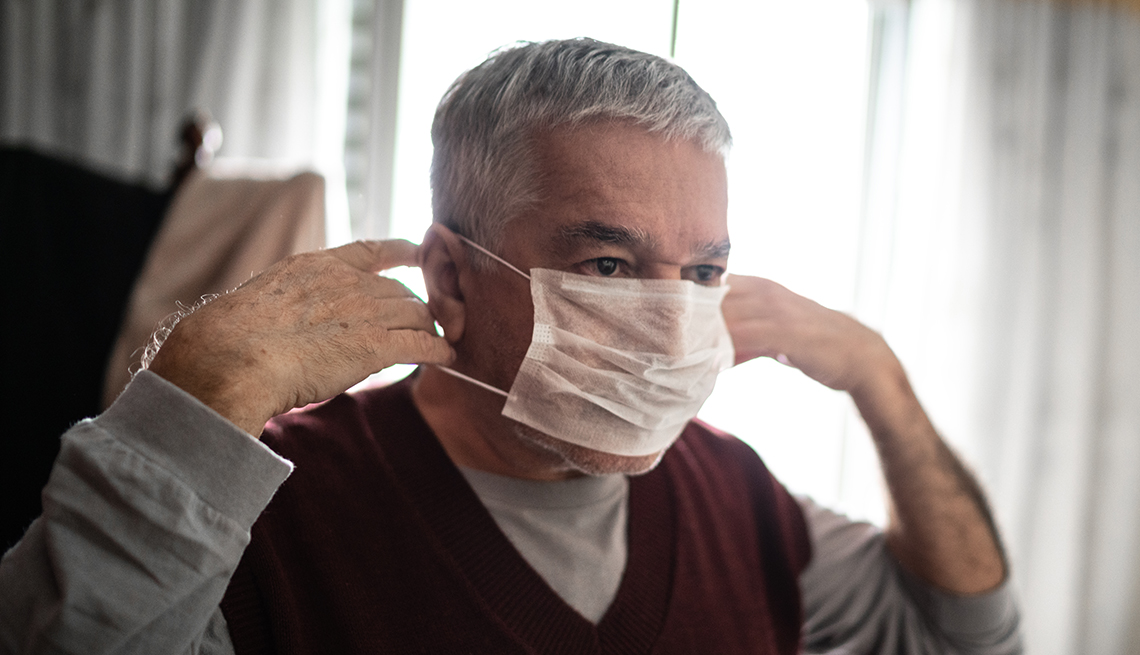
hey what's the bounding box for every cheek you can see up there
[462,284,535,387]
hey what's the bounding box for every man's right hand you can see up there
[148,239,456,436]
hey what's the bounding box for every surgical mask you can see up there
[438,235,735,457]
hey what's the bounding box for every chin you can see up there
[512,423,668,476]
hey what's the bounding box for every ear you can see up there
[419,223,468,343]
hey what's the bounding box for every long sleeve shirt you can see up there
[0,372,1021,654]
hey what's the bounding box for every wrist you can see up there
[847,352,924,443]
[148,323,277,436]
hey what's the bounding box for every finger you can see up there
[366,273,422,300]
[729,328,784,366]
[734,349,767,367]
[381,329,456,366]
[373,296,441,333]
[722,275,774,318]
[724,273,772,293]
[326,239,420,274]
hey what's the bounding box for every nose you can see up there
[641,263,685,281]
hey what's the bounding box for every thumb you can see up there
[384,329,457,367]
[326,239,420,274]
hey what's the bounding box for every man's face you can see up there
[457,120,730,474]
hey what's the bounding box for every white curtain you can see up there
[0,0,351,213]
[862,1,1140,653]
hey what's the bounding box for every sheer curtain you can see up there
[675,0,878,522]
[0,0,351,233]
[862,1,1140,653]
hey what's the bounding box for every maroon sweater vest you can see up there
[220,376,812,654]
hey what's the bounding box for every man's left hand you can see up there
[721,274,900,395]
[719,272,1008,594]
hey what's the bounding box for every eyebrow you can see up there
[697,238,732,260]
[551,220,731,260]
[554,221,653,249]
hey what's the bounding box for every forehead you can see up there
[512,122,729,262]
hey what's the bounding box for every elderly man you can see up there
[0,39,1020,653]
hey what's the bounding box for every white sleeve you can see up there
[0,371,292,655]
[797,496,1023,655]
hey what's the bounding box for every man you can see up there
[0,39,1020,653]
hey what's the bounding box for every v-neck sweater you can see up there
[459,467,629,623]
[220,377,811,654]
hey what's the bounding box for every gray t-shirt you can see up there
[0,372,1022,654]
[460,468,630,623]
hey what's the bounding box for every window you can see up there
[369,0,878,522]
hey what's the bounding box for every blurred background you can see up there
[2,0,1138,652]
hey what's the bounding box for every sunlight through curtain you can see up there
[861,1,1140,652]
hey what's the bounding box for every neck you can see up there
[411,366,584,481]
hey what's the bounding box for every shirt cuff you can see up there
[94,370,293,527]
[899,565,1023,647]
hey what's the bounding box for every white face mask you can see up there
[438,234,735,457]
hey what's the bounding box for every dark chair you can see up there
[0,119,209,549]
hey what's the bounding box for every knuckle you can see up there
[399,329,449,360]
[346,239,380,258]
[286,250,324,269]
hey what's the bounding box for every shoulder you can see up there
[668,418,772,479]
[666,419,813,573]
[260,375,419,463]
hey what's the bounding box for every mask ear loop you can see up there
[432,233,524,398]
[436,366,509,398]
[454,233,531,280]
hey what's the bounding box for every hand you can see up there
[724,274,1008,592]
[721,274,900,396]
[148,240,455,435]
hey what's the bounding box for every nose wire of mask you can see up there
[434,233,529,397]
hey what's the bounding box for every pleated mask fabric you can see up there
[439,235,734,456]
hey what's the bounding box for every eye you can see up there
[689,264,724,284]
[592,258,622,276]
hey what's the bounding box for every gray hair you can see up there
[430,38,731,253]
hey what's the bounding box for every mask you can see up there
[438,234,735,457]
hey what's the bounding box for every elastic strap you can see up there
[436,365,509,398]
[455,234,531,280]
